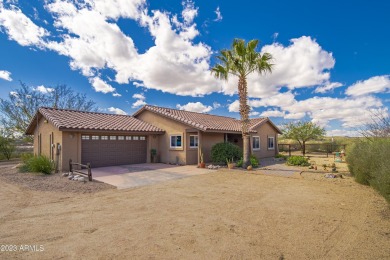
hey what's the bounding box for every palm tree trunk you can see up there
[238,76,250,168]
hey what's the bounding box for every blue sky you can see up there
[0,0,389,136]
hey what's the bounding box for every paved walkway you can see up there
[89,163,210,189]
[255,158,302,178]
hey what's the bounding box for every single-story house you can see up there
[26,105,282,171]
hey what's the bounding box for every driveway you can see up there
[90,163,210,189]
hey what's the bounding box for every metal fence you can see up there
[278,143,347,157]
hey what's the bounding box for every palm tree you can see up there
[211,39,273,168]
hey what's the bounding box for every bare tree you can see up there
[0,82,96,138]
[360,110,390,139]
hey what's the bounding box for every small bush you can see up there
[20,155,54,174]
[275,153,287,160]
[211,142,242,164]
[236,154,260,168]
[287,155,310,166]
[0,137,15,160]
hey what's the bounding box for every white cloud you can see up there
[212,102,221,109]
[107,107,127,115]
[112,92,121,97]
[132,93,145,100]
[249,111,260,117]
[326,129,361,137]
[314,82,343,93]
[176,101,213,113]
[131,99,146,108]
[89,77,115,93]
[34,85,54,93]
[214,6,222,22]
[346,75,390,96]
[9,91,18,97]
[181,0,198,25]
[0,70,12,81]
[260,110,285,118]
[0,4,48,47]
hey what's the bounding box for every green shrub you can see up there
[236,154,260,168]
[211,142,242,164]
[347,139,390,202]
[287,155,310,166]
[275,153,287,159]
[20,155,54,174]
[0,137,15,160]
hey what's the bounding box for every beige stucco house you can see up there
[26,105,282,171]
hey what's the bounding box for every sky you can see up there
[0,0,389,137]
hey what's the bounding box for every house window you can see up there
[92,135,99,140]
[170,135,182,148]
[133,136,139,140]
[101,136,108,140]
[268,137,275,150]
[140,136,146,140]
[82,135,90,140]
[252,136,260,150]
[125,136,132,140]
[189,135,198,148]
[118,136,124,140]
[110,136,116,140]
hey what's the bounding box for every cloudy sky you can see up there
[0,0,389,136]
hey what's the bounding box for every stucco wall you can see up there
[251,122,279,159]
[200,132,225,163]
[33,117,63,170]
[136,110,188,164]
[61,132,81,171]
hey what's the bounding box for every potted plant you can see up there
[199,152,205,168]
[226,157,234,169]
[151,149,157,163]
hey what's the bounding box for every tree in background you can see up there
[0,82,96,138]
[0,135,15,160]
[282,121,325,155]
[211,39,273,168]
[360,110,390,139]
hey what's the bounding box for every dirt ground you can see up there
[0,162,389,259]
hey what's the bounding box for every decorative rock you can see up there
[62,172,69,177]
[77,177,86,182]
[68,175,74,180]
[247,165,253,171]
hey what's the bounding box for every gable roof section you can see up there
[25,107,164,135]
[133,105,282,134]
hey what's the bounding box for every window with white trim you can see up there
[118,136,124,140]
[252,136,260,150]
[82,135,90,140]
[189,135,198,148]
[101,136,108,140]
[170,135,182,148]
[140,136,146,140]
[268,137,275,150]
[92,135,99,140]
[125,136,132,140]
[110,136,116,140]
[133,136,139,140]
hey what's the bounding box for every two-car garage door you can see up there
[81,135,147,168]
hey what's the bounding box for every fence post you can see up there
[69,159,73,173]
[288,144,291,157]
[87,163,92,181]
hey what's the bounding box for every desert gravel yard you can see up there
[0,164,389,259]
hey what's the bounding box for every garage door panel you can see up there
[82,138,147,168]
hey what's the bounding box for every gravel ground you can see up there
[0,163,115,193]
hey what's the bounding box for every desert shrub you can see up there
[0,137,15,160]
[347,139,390,202]
[275,153,287,159]
[21,152,34,163]
[236,155,260,168]
[20,155,54,174]
[211,142,242,164]
[287,155,310,166]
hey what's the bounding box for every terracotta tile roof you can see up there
[25,107,164,134]
[134,105,281,133]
